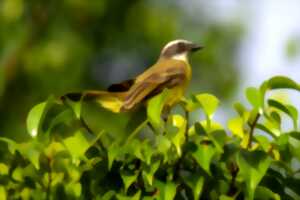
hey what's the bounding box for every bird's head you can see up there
[160,39,203,61]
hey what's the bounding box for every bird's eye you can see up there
[177,42,186,53]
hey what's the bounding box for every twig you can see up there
[247,113,260,149]
[46,157,52,200]
[227,162,239,196]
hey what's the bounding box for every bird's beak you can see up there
[190,43,204,52]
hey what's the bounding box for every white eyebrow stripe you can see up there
[161,39,190,52]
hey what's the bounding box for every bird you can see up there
[62,39,203,113]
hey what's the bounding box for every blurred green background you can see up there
[1,0,300,140]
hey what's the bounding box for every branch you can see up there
[247,113,260,149]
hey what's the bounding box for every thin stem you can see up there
[247,113,260,149]
[46,157,52,200]
[125,120,149,146]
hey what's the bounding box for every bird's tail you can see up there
[61,90,128,113]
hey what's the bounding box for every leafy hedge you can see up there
[1,76,300,199]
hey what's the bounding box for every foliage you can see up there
[1,75,300,199]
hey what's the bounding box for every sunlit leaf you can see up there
[0,163,8,175]
[246,87,261,109]
[256,124,278,138]
[26,96,55,137]
[147,89,170,131]
[167,115,186,156]
[0,186,6,200]
[268,99,298,129]
[63,130,92,161]
[237,150,272,200]
[228,117,244,138]
[234,102,250,121]
[194,93,219,119]
[254,135,271,152]
[154,180,177,200]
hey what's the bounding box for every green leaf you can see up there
[154,180,177,200]
[107,142,122,170]
[142,160,160,185]
[192,143,216,175]
[147,89,170,131]
[101,191,116,200]
[116,190,141,200]
[246,87,261,109]
[256,124,278,138]
[64,98,82,119]
[289,135,300,161]
[156,134,171,161]
[268,99,298,129]
[0,186,6,200]
[255,186,281,200]
[121,170,139,193]
[219,195,235,200]
[194,93,219,119]
[18,141,41,169]
[254,135,271,152]
[26,96,55,137]
[267,76,300,91]
[0,163,8,175]
[228,117,244,138]
[237,150,272,200]
[183,172,204,200]
[234,102,249,120]
[0,137,18,154]
[167,115,186,156]
[63,130,91,161]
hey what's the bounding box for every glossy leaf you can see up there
[142,160,160,185]
[63,130,91,161]
[194,93,219,118]
[192,143,216,175]
[26,96,55,137]
[147,89,170,131]
[168,115,186,156]
[246,87,261,109]
[255,186,280,200]
[116,190,141,200]
[121,170,139,192]
[268,99,298,129]
[154,180,177,200]
[183,172,204,200]
[228,117,244,138]
[0,186,6,200]
[267,76,300,91]
[237,150,272,200]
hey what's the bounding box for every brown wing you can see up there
[107,79,135,92]
[121,60,187,111]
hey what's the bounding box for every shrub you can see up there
[1,76,300,199]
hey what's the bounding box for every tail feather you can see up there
[61,91,128,113]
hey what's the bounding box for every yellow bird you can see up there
[62,39,203,113]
